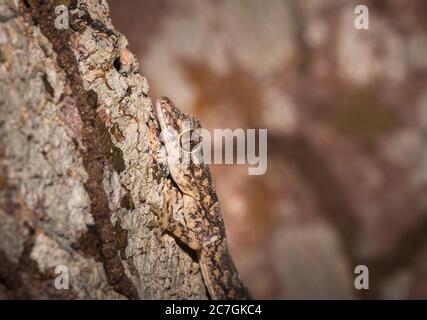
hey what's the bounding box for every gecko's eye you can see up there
[179,128,203,153]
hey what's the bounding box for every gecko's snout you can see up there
[157,96,172,104]
[156,96,172,109]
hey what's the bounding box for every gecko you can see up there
[153,96,252,300]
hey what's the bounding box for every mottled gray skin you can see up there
[155,97,251,299]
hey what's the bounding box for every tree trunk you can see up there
[0,0,207,299]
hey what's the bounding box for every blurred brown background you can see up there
[109,0,427,299]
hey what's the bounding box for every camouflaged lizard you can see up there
[152,96,251,300]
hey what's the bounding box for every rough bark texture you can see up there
[0,0,207,299]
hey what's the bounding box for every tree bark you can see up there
[0,0,207,299]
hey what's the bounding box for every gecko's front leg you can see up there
[161,183,203,252]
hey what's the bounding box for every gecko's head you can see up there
[155,97,210,197]
[155,96,203,157]
[156,97,201,133]
[155,97,216,202]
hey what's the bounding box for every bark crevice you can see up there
[22,0,138,300]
